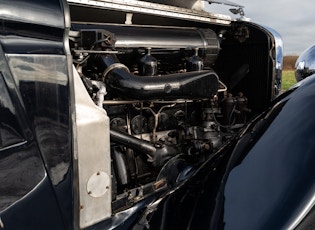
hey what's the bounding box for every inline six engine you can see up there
[70,23,251,211]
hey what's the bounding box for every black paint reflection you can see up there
[0,73,24,149]
[6,54,73,227]
[8,55,71,186]
[222,78,315,229]
[0,143,46,211]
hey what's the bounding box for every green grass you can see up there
[282,70,297,91]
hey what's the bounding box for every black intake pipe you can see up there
[98,54,219,100]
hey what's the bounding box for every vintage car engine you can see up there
[0,0,285,228]
[70,23,250,209]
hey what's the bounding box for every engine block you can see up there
[70,23,250,211]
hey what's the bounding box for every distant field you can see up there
[282,56,298,91]
[283,56,298,70]
[282,70,296,91]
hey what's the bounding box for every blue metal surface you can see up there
[0,0,73,229]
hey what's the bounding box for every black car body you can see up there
[4,0,314,229]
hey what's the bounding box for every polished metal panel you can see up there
[72,66,112,228]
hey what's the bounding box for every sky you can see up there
[208,0,315,55]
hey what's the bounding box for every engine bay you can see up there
[70,22,261,212]
[0,0,284,228]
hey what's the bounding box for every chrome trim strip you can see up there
[67,0,231,25]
